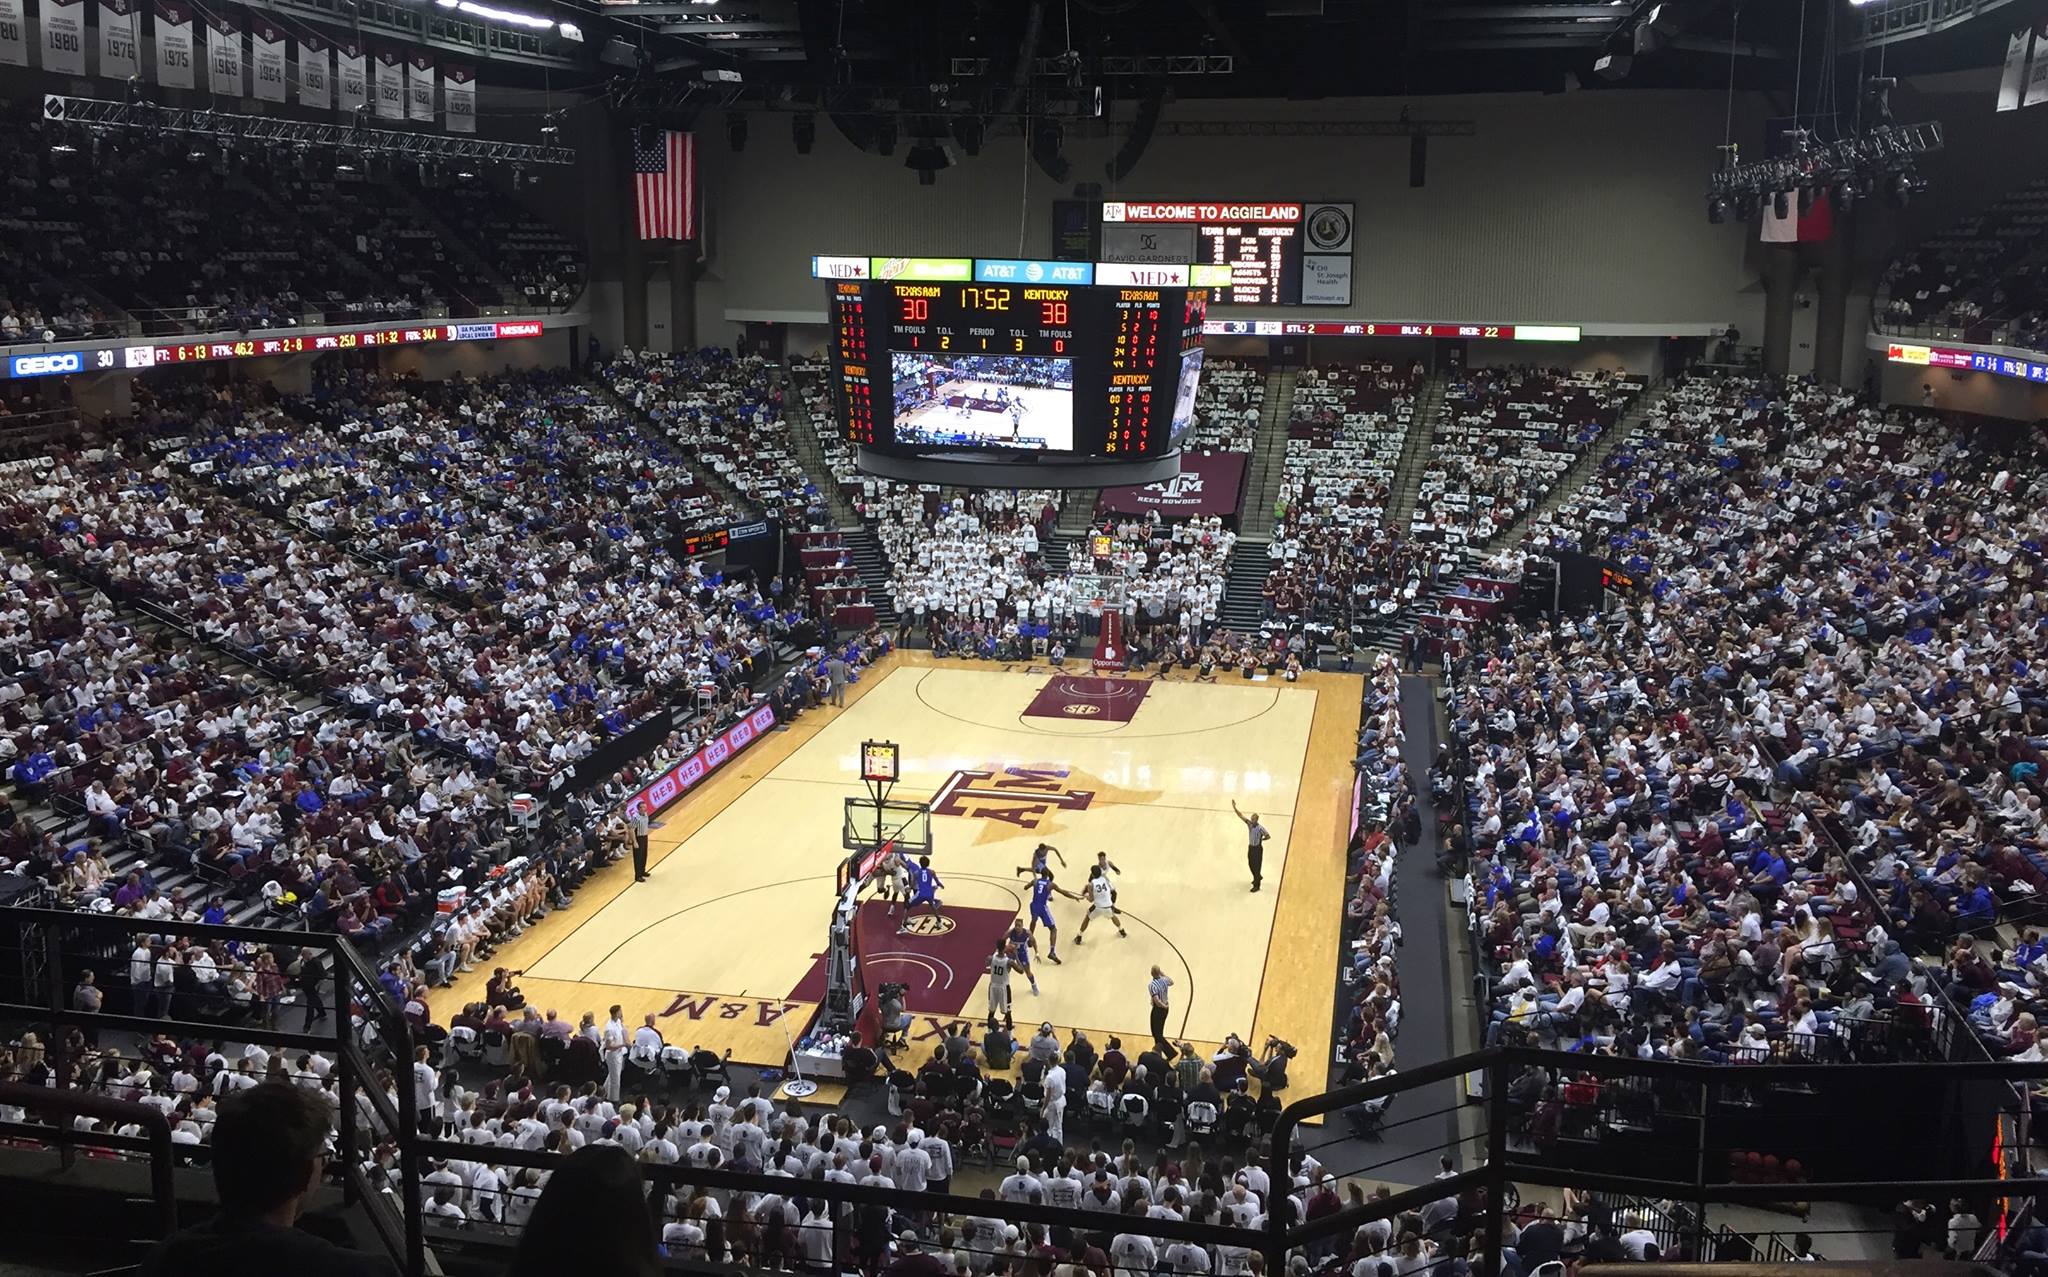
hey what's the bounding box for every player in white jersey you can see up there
[986,946,1014,1027]
[1073,862,1127,944]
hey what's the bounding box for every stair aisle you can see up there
[1054,488,1100,540]
[844,524,899,627]
[1220,546,1273,632]
[781,367,865,529]
[1384,372,1446,529]
[1493,378,1669,550]
[1236,366,1298,532]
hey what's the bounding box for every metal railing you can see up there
[0,907,426,1271]
[8,909,2048,1277]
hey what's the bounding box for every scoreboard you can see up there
[1098,201,1355,307]
[829,276,1207,463]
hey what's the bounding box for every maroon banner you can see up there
[1096,450,1248,517]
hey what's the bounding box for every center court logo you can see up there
[932,765,1096,830]
[1062,703,1102,716]
[898,914,958,937]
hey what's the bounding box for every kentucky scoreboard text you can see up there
[829,274,1207,461]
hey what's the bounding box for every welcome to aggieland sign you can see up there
[1096,450,1248,517]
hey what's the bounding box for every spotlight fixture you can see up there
[49,138,77,154]
[540,110,561,137]
[904,138,955,187]
[1706,194,1729,224]
[726,110,747,151]
[1706,120,1943,227]
[954,115,984,157]
[456,168,478,179]
[187,143,208,162]
[792,111,815,154]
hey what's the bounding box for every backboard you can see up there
[842,796,933,857]
[1069,572,1128,614]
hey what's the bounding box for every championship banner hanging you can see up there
[151,0,191,87]
[204,11,241,97]
[405,51,434,122]
[443,63,475,134]
[96,0,138,80]
[251,20,285,102]
[2028,23,2048,108]
[1998,27,2032,111]
[336,40,365,112]
[41,0,86,73]
[297,32,330,109]
[1095,450,1249,517]
[372,46,403,120]
[0,0,30,67]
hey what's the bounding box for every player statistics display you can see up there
[891,353,1075,451]
[830,274,1206,464]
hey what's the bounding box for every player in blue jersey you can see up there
[1024,866,1083,964]
[899,855,945,931]
[1015,842,1068,879]
[1005,919,1041,996]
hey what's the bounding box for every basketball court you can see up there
[443,650,1360,1106]
[891,355,1076,450]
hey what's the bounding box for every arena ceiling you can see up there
[564,0,2039,102]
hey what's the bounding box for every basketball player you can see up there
[1004,918,1041,996]
[1008,400,1025,440]
[986,944,1015,1030]
[1024,866,1082,964]
[1073,863,1127,945]
[876,848,911,917]
[1015,842,1068,878]
[900,856,945,932]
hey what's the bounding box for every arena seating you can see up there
[1263,361,1428,630]
[1412,367,1640,550]
[0,104,585,344]
[597,349,831,529]
[1875,175,2048,350]
[427,178,587,310]
[1455,369,2048,1063]
[1185,356,1265,453]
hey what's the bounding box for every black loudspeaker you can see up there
[1409,133,1427,188]
[1105,79,1166,182]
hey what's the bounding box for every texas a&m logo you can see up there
[930,765,1095,830]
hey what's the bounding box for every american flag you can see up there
[633,127,695,241]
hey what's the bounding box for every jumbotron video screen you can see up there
[829,274,1206,463]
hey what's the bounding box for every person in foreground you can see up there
[144,1083,385,1276]
[510,1144,662,1277]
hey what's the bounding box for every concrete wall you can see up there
[1465,337,1664,377]
[690,90,1771,346]
[1882,360,2048,421]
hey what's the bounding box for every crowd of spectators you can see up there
[1412,367,1639,550]
[1185,358,1266,453]
[423,178,586,311]
[1875,175,2048,351]
[1263,362,1432,633]
[1337,654,1411,1091]
[1454,369,2048,1065]
[599,348,832,530]
[0,104,586,343]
